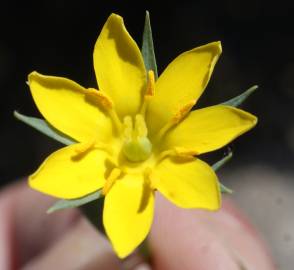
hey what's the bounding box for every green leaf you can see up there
[141,11,158,79]
[14,111,75,145]
[222,85,258,107]
[47,190,102,214]
[212,149,233,194]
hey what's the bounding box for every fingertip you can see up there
[22,218,121,270]
[149,194,275,270]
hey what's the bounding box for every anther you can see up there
[102,168,122,195]
[156,147,198,163]
[73,139,112,157]
[173,147,198,158]
[171,100,196,124]
[86,88,122,133]
[145,70,155,97]
[87,88,113,109]
[140,70,155,115]
[156,100,196,142]
[74,139,96,155]
[144,167,155,189]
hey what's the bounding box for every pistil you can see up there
[122,114,152,162]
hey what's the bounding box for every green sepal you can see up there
[212,149,233,194]
[141,11,158,79]
[219,183,233,194]
[14,111,75,145]
[222,85,258,107]
[214,85,258,193]
[47,190,102,214]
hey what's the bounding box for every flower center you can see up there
[122,114,152,162]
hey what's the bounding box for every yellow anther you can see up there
[87,88,113,109]
[171,100,196,124]
[156,100,196,142]
[156,147,198,163]
[144,167,155,189]
[73,139,113,158]
[74,139,96,155]
[86,88,122,133]
[102,168,122,195]
[140,70,155,115]
[145,70,155,97]
[173,147,198,158]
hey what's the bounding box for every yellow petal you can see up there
[29,144,108,199]
[103,173,154,258]
[153,157,220,209]
[160,105,257,154]
[94,14,146,117]
[146,42,222,135]
[28,71,113,143]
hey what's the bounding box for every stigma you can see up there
[122,114,152,162]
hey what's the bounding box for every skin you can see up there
[0,181,275,270]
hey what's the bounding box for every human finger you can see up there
[149,194,275,270]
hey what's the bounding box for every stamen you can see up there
[73,139,113,156]
[156,147,198,163]
[87,88,113,109]
[102,168,122,195]
[86,88,122,133]
[137,168,155,212]
[108,110,123,133]
[156,149,174,163]
[171,100,196,124]
[144,167,155,189]
[173,147,198,158]
[145,70,155,97]
[156,100,196,142]
[74,139,96,155]
[140,70,155,115]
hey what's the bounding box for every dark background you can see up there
[1,1,294,267]
[0,1,293,185]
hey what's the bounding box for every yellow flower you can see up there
[28,13,257,258]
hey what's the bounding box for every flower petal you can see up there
[146,42,222,135]
[153,157,220,210]
[94,14,146,117]
[103,174,154,258]
[160,105,257,154]
[29,144,108,199]
[28,72,113,143]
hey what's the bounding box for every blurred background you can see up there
[0,0,293,268]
